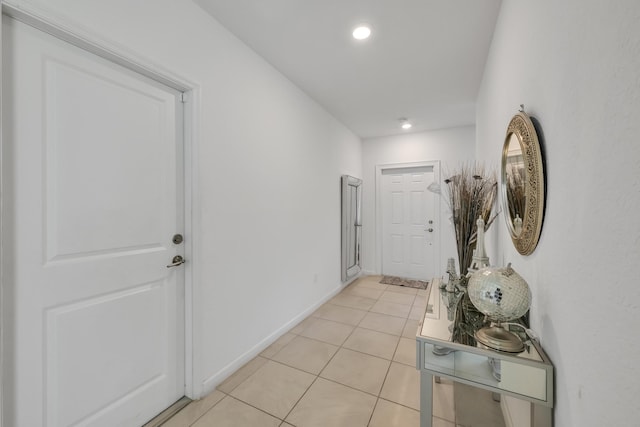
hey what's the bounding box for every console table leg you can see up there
[531,402,552,427]
[420,371,433,427]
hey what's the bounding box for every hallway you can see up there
[162,276,470,426]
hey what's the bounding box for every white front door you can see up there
[2,17,185,427]
[381,166,436,280]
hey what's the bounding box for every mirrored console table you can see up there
[416,277,554,427]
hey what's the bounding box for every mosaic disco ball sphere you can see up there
[468,264,531,323]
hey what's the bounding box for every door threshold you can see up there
[143,397,192,427]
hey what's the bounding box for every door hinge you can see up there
[180,92,188,103]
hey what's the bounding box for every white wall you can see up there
[4,0,362,396]
[361,126,476,277]
[477,1,640,425]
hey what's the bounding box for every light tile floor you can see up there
[163,275,503,427]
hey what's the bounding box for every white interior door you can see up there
[2,17,185,427]
[381,166,436,280]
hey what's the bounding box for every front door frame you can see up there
[375,160,441,278]
[0,4,203,424]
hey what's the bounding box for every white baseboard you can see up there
[200,282,347,395]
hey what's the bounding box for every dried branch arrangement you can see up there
[443,163,498,346]
[444,163,498,277]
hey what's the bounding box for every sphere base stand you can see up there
[475,324,524,353]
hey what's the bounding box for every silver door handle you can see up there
[167,255,186,268]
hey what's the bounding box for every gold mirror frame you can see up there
[501,112,545,255]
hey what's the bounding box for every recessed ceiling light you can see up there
[399,118,412,130]
[352,25,371,40]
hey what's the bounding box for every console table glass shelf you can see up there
[416,277,554,427]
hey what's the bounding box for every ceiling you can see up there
[193,0,502,139]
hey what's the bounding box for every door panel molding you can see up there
[375,161,441,278]
[44,280,166,426]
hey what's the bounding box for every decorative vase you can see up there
[451,276,488,346]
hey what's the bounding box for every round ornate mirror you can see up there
[501,111,545,255]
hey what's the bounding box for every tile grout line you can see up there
[278,374,322,425]
[245,286,382,425]
[349,278,415,424]
[366,397,382,427]
[365,278,424,422]
[323,280,393,425]
[223,394,286,424]
[180,276,427,427]
[177,392,242,427]
[285,277,415,425]
[366,278,426,421]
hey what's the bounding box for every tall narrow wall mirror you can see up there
[501,111,545,255]
[341,175,362,282]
